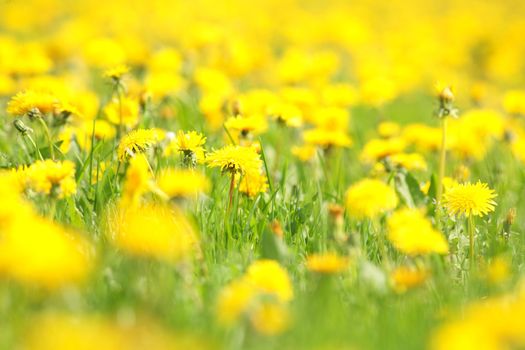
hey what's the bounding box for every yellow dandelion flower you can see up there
[360,137,406,163]
[0,216,92,290]
[345,179,398,219]
[102,64,130,80]
[120,155,154,207]
[237,171,268,197]
[117,129,160,161]
[303,128,352,149]
[7,90,60,116]
[245,260,293,303]
[291,144,317,162]
[164,130,206,164]
[225,114,268,136]
[387,208,449,255]
[24,160,77,198]
[389,153,427,171]
[486,255,511,284]
[206,145,262,175]
[378,121,401,138]
[157,169,210,199]
[249,301,291,336]
[390,266,429,293]
[306,252,349,274]
[443,181,497,217]
[108,204,198,263]
[216,279,257,325]
[104,96,140,127]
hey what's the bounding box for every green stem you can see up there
[37,117,55,160]
[25,134,44,161]
[228,173,235,212]
[468,215,476,268]
[436,117,448,228]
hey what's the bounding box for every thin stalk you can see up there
[468,215,476,268]
[24,134,44,161]
[228,173,235,211]
[436,117,448,228]
[37,117,55,160]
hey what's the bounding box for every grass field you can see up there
[1,0,525,349]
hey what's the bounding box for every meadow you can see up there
[1,0,525,349]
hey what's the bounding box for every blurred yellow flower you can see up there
[390,266,429,293]
[24,160,77,198]
[108,204,198,263]
[117,129,160,161]
[7,90,59,116]
[306,252,349,274]
[104,96,140,127]
[237,171,268,197]
[157,169,209,199]
[387,208,448,255]
[345,179,398,219]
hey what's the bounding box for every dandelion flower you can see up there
[306,252,349,274]
[245,260,293,302]
[345,179,398,219]
[206,145,262,176]
[24,160,77,198]
[117,129,160,161]
[165,130,206,165]
[104,97,140,127]
[237,171,268,197]
[387,208,449,255]
[103,64,130,81]
[390,266,429,293]
[443,181,497,217]
[108,204,198,263]
[303,128,352,149]
[7,90,60,116]
[249,301,290,335]
[157,169,210,199]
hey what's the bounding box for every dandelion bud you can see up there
[439,86,455,104]
[13,119,32,135]
[503,208,516,238]
[26,107,42,120]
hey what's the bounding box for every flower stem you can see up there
[436,117,448,228]
[468,215,476,268]
[37,117,55,160]
[228,173,235,212]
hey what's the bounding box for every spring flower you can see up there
[104,96,140,127]
[24,160,77,198]
[345,179,398,219]
[443,181,497,217]
[216,259,293,335]
[120,155,154,207]
[378,121,401,138]
[102,64,130,81]
[224,114,268,137]
[7,90,60,116]
[165,130,207,165]
[389,153,427,171]
[306,253,349,274]
[108,203,198,263]
[291,144,317,162]
[206,145,262,176]
[117,129,160,161]
[360,137,406,163]
[387,208,449,255]
[503,89,525,115]
[303,128,353,149]
[390,266,429,293]
[157,169,210,199]
[237,171,268,197]
[249,302,291,336]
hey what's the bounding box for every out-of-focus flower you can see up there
[237,171,268,197]
[345,179,398,219]
[306,253,349,274]
[157,169,209,199]
[24,160,77,198]
[104,97,140,127]
[108,203,198,263]
[390,266,429,293]
[164,130,206,164]
[387,208,448,255]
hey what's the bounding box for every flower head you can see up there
[306,252,349,274]
[165,130,207,165]
[104,97,140,127]
[23,160,77,198]
[443,181,497,217]
[237,171,268,197]
[117,129,160,161]
[157,169,210,199]
[103,64,130,81]
[206,145,262,175]
[387,208,449,255]
[7,90,60,117]
[345,179,398,219]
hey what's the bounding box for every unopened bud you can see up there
[13,119,32,135]
[270,220,284,238]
